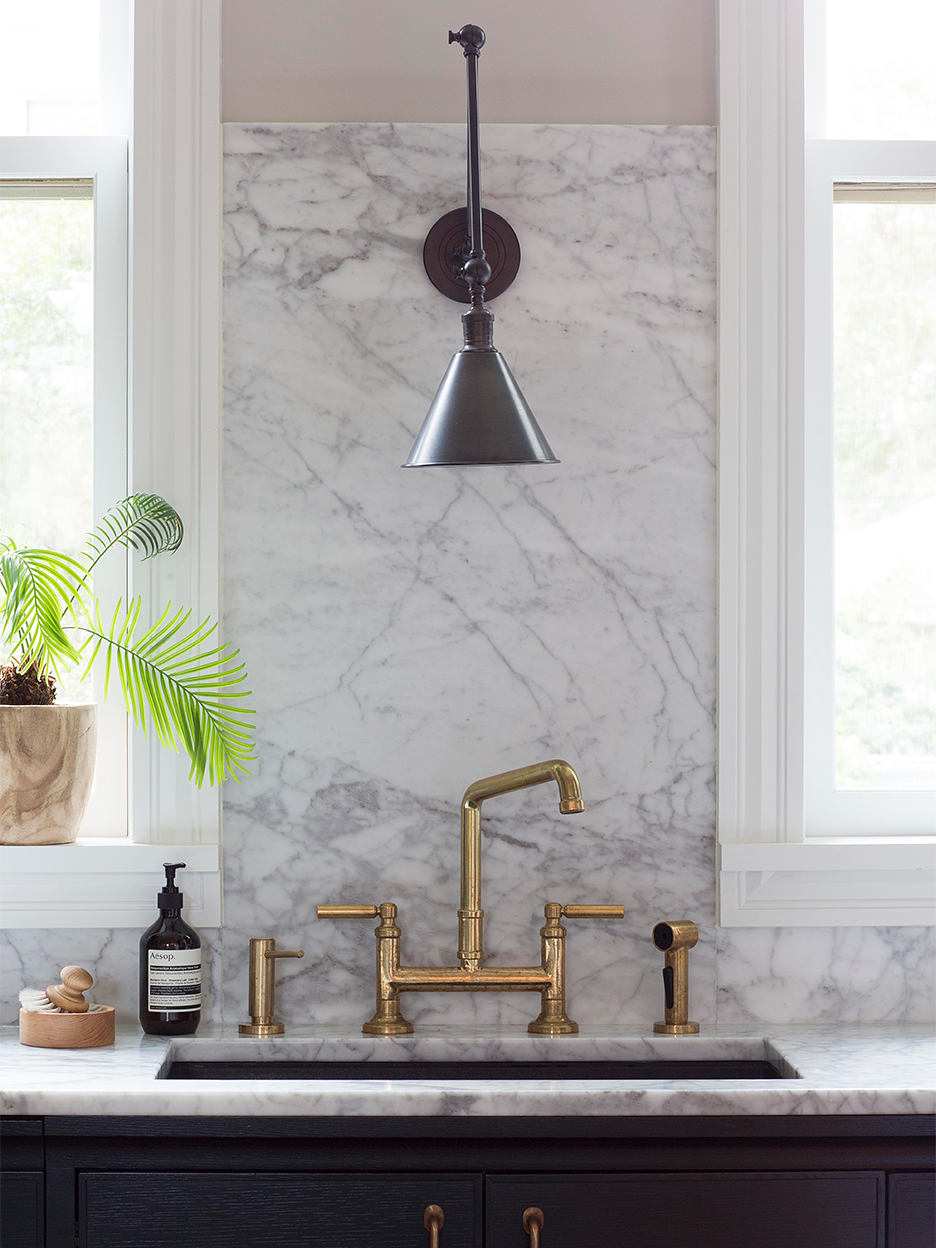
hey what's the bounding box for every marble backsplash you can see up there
[220,121,717,1029]
[2,123,932,1027]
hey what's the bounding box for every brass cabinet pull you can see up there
[424,1204,444,1246]
[523,1206,544,1247]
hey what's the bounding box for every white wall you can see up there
[221,0,716,125]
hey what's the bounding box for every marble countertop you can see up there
[1,1023,933,1117]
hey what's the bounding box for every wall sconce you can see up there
[403,25,558,468]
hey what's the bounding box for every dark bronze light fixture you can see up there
[403,25,558,468]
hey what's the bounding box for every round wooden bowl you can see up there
[19,1006,115,1049]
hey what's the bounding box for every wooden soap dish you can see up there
[19,1005,116,1049]
[19,965,116,1048]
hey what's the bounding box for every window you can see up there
[0,0,102,137]
[0,0,223,927]
[805,175,935,835]
[802,0,936,839]
[832,185,936,796]
[0,159,130,837]
[717,0,935,925]
[1,0,130,836]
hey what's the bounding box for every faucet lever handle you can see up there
[561,904,625,918]
[317,905,380,918]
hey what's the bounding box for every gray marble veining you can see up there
[2,123,933,1031]
[221,122,718,1031]
[716,926,936,1023]
[2,1023,932,1117]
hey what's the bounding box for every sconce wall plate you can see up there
[423,207,521,304]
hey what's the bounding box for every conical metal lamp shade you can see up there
[404,347,558,467]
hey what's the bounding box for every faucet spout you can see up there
[457,760,585,970]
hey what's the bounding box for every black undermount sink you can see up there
[165,1059,789,1081]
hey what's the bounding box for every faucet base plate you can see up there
[528,1013,579,1036]
[654,1021,700,1035]
[238,1022,285,1037]
[362,1016,415,1036]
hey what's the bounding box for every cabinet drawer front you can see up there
[888,1173,936,1248]
[0,1172,44,1248]
[487,1172,883,1248]
[80,1172,480,1248]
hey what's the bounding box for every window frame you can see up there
[716,0,936,926]
[0,0,222,928]
[1,137,130,838]
[803,146,936,836]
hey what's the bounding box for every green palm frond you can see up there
[0,541,86,675]
[83,494,184,570]
[75,598,256,788]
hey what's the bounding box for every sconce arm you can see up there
[449,25,491,303]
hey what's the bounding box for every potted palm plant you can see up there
[0,494,254,844]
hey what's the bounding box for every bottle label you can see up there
[148,948,202,1012]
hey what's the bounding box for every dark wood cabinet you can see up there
[1,1114,931,1248]
[487,1172,883,1248]
[0,1172,44,1248]
[79,1172,480,1248]
[888,1173,936,1248]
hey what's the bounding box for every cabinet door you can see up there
[0,1172,44,1248]
[888,1174,936,1248]
[80,1172,480,1248]
[486,1172,883,1248]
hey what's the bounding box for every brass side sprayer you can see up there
[651,919,699,1035]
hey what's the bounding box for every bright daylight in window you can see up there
[0,181,96,706]
[0,0,102,707]
[1,0,130,835]
[0,0,101,137]
[824,0,936,802]
[833,187,936,792]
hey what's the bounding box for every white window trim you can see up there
[0,0,223,928]
[717,0,936,926]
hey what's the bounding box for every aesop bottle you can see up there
[139,862,202,1036]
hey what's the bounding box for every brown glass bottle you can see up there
[139,862,202,1036]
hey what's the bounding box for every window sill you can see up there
[0,841,221,928]
[718,840,936,927]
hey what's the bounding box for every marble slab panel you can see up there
[716,926,936,1023]
[221,123,718,1028]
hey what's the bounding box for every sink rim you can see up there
[162,1057,793,1082]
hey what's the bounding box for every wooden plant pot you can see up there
[0,704,97,845]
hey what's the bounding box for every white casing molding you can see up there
[130,0,223,847]
[716,0,935,925]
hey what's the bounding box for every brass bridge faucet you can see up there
[318,760,624,1036]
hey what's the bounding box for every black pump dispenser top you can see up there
[158,862,186,911]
